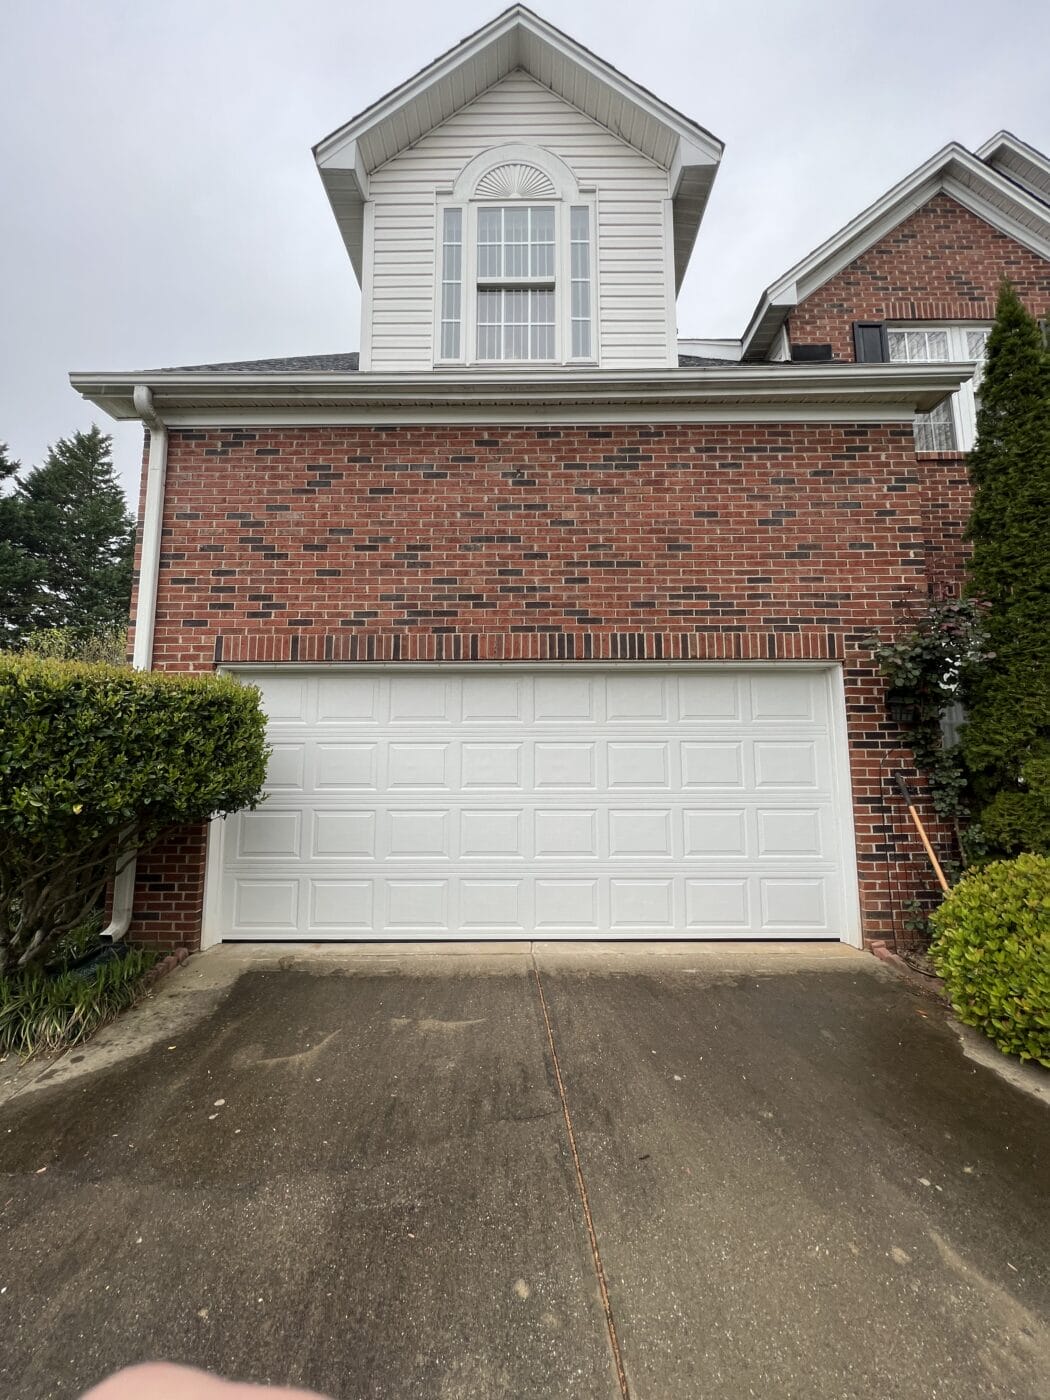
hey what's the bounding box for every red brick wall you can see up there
[130,826,209,949]
[788,193,1050,360]
[124,419,962,950]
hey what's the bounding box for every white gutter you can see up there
[70,362,974,421]
[101,385,168,943]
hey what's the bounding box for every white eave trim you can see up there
[741,143,1050,360]
[70,363,972,426]
[314,6,721,170]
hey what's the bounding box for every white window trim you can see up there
[433,145,598,370]
[886,322,991,451]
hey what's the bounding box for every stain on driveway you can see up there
[1,944,1047,1399]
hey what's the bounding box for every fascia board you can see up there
[765,149,962,306]
[740,288,798,362]
[975,129,1050,173]
[313,10,521,165]
[69,363,972,420]
[314,7,720,174]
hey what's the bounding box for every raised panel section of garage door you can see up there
[217,669,853,940]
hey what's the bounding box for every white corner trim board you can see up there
[201,663,862,948]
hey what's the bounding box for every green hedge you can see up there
[930,854,1050,1066]
[0,657,269,971]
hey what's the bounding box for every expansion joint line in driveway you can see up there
[531,955,631,1400]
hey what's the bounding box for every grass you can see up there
[0,929,157,1057]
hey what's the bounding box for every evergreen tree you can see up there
[16,427,135,640]
[962,282,1050,854]
[0,443,41,646]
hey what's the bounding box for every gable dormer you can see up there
[314,6,722,372]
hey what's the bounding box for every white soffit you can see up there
[976,130,1050,207]
[313,5,722,287]
[742,142,1050,361]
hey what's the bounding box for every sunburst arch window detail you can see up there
[438,145,596,367]
[474,163,557,200]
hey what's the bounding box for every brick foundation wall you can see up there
[126,419,967,950]
[788,193,1050,360]
[130,825,209,949]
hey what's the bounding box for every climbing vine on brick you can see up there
[868,595,991,862]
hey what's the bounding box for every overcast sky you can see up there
[3,0,1048,502]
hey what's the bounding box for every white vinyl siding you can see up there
[367,72,673,370]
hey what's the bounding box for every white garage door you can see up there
[209,667,858,943]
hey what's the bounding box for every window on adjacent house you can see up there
[436,157,595,366]
[884,325,991,451]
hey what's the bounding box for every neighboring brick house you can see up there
[72,7,1050,953]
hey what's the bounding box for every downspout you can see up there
[101,385,167,942]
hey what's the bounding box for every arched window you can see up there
[436,145,596,366]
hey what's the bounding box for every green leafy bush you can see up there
[0,947,157,1056]
[16,623,129,666]
[930,854,1050,1066]
[0,656,269,972]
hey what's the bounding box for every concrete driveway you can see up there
[1,943,1047,1400]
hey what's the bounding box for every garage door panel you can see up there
[460,880,527,931]
[316,674,380,724]
[609,809,674,858]
[461,742,523,789]
[264,744,307,791]
[534,742,597,789]
[749,671,819,721]
[230,878,300,931]
[310,880,374,930]
[760,878,829,929]
[236,810,301,859]
[681,742,745,789]
[461,675,524,723]
[535,879,600,930]
[753,741,821,789]
[757,808,824,856]
[607,674,670,722]
[460,809,526,859]
[311,809,377,859]
[607,742,670,789]
[385,880,449,929]
[387,742,452,789]
[534,675,598,722]
[610,879,674,928]
[678,672,743,720]
[387,675,456,724]
[684,809,748,858]
[219,668,854,940]
[535,808,599,858]
[685,879,751,929]
[313,743,379,790]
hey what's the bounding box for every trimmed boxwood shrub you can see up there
[930,854,1050,1066]
[0,656,268,972]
